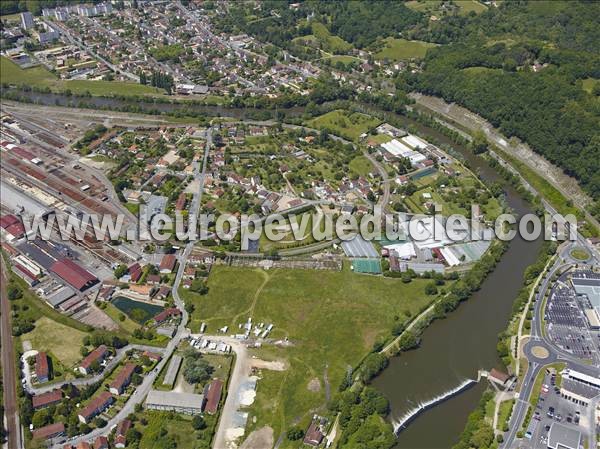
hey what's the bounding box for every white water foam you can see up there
[393,378,477,433]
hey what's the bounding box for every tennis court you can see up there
[351,259,382,274]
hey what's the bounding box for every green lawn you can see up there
[570,247,590,261]
[311,22,353,54]
[455,0,488,15]
[102,302,141,334]
[307,110,381,141]
[349,155,375,177]
[138,412,198,449]
[1,56,163,96]
[21,316,87,368]
[405,0,486,16]
[323,55,361,66]
[498,399,515,431]
[374,38,437,61]
[581,77,599,94]
[182,265,434,438]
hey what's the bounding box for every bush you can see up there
[287,427,304,440]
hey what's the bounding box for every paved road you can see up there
[1,259,22,449]
[51,129,212,448]
[23,344,167,395]
[502,241,600,448]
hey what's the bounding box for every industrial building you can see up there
[50,258,99,291]
[162,355,182,387]
[547,422,581,449]
[145,390,205,415]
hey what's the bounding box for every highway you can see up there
[50,128,212,448]
[1,259,22,449]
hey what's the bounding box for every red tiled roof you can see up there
[80,345,108,370]
[79,391,113,420]
[116,418,131,437]
[76,442,91,449]
[35,352,49,380]
[142,351,162,361]
[303,421,323,446]
[14,263,38,280]
[175,192,186,210]
[204,379,223,414]
[50,258,98,291]
[0,214,25,238]
[159,254,177,272]
[32,389,62,409]
[153,307,181,324]
[31,422,65,440]
[93,435,108,449]
[110,363,136,392]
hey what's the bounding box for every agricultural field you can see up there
[182,265,434,438]
[1,56,163,96]
[373,38,437,61]
[307,110,381,141]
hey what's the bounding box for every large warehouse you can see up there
[146,390,204,415]
[145,390,205,415]
[50,257,99,291]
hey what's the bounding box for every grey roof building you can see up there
[547,423,581,449]
[162,355,182,387]
[145,390,205,415]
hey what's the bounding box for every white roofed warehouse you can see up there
[145,390,205,415]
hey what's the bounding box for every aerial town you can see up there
[1,2,599,449]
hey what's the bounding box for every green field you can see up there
[138,412,197,449]
[311,22,353,54]
[349,155,375,176]
[307,110,381,141]
[455,0,488,15]
[1,56,163,96]
[22,316,87,367]
[322,55,361,66]
[581,77,599,93]
[182,265,433,438]
[103,302,141,333]
[374,38,437,61]
[405,0,487,16]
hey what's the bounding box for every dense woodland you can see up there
[406,1,600,218]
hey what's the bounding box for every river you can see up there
[370,117,542,448]
[2,90,541,447]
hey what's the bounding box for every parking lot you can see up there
[522,372,588,449]
[545,273,600,364]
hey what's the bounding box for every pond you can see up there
[112,296,164,324]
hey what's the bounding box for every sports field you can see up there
[182,265,434,438]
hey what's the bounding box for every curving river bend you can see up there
[2,90,542,448]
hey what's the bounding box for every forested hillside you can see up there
[216,0,599,219]
[405,1,600,216]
